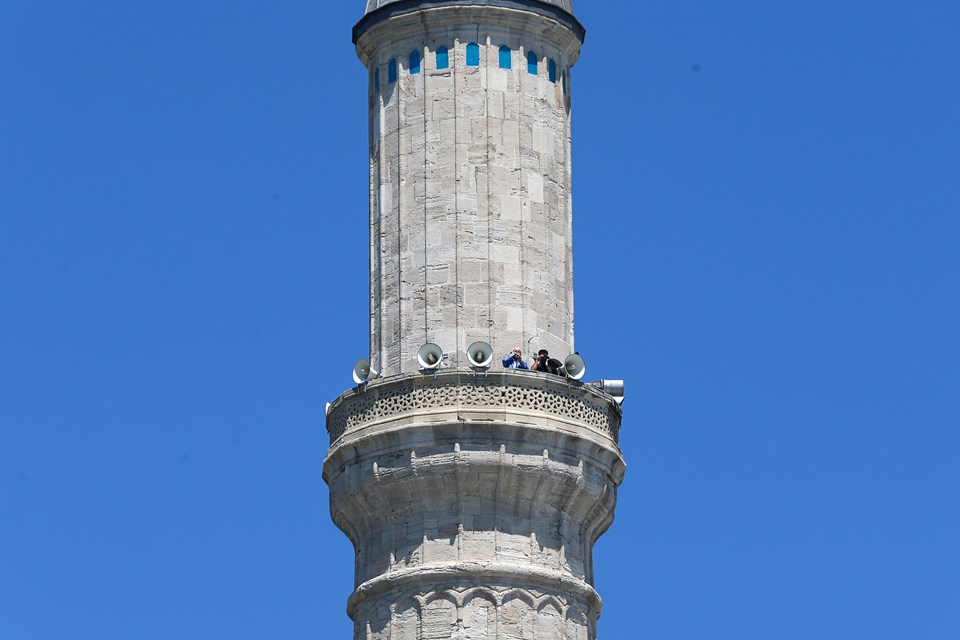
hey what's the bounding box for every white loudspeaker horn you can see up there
[563,353,586,380]
[352,358,379,385]
[417,343,444,370]
[466,341,494,368]
[590,379,625,404]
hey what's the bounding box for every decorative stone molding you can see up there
[354,582,595,640]
[326,371,622,447]
[356,1,585,49]
[348,562,601,618]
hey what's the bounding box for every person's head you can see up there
[512,348,522,357]
[537,349,549,359]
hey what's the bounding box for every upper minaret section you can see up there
[355,0,585,376]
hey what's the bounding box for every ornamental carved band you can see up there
[326,371,622,447]
[355,585,593,640]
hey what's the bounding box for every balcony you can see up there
[326,369,622,451]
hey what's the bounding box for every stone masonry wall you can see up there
[362,8,580,375]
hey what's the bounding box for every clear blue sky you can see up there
[2,1,958,638]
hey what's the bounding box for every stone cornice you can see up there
[346,561,602,618]
[353,3,584,66]
[354,0,585,45]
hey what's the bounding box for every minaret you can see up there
[324,1,625,639]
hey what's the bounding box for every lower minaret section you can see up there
[324,371,625,640]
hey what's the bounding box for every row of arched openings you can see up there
[374,44,564,91]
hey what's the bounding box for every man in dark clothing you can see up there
[532,349,563,376]
[531,349,550,372]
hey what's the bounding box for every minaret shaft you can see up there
[325,4,625,640]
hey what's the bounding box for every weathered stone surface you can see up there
[327,5,625,639]
[325,373,624,640]
[361,6,580,375]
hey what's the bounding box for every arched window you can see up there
[388,58,397,83]
[436,46,449,70]
[548,59,557,83]
[498,45,512,69]
[527,51,538,75]
[561,70,567,92]
[409,50,421,74]
[466,42,480,67]
[374,68,380,91]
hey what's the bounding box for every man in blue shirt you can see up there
[502,348,529,370]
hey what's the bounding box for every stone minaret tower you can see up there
[324,2,626,639]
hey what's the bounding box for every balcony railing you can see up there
[326,369,622,448]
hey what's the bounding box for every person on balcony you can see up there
[502,348,529,370]
[531,349,564,376]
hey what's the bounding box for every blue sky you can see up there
[2,1,958,638]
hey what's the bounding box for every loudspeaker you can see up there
[590,379,624,401]
[563,353,586,380]
[590,380,623,398]
[466,341,494,368]
[417,343,444,370]
[352,358,379,385]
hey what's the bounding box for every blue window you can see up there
[388,58,397,83]
[409,50,421,74]
[436,46,449,70]
[466,42,480,67]
[527,51,538,75]
[498,45,511,69]
[375,68,380,91]
[548,59,557,83]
